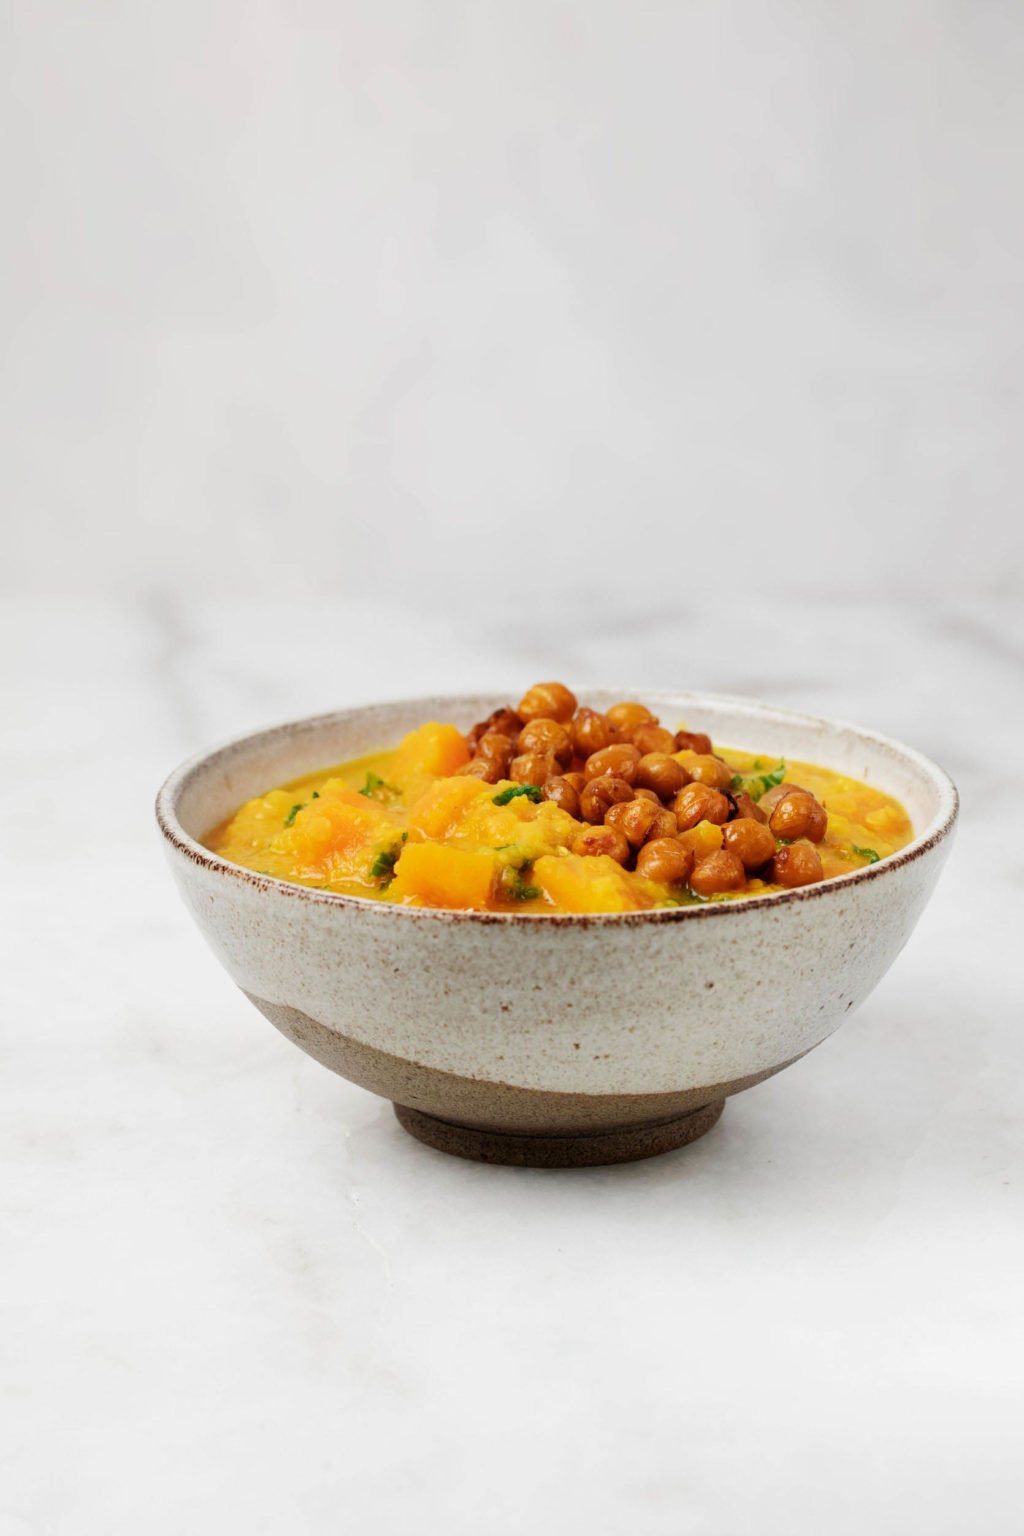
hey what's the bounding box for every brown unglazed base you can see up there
[247,993,804,1138]
[393,1098,726,1167]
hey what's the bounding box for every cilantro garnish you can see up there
[730,760,786,801]
[853,845,880,864]
[369,833,407,885]
[756,762,786,795]
[360,771,397,800]
[492,784,543,805]
[283,803,304,827]
[500,861,541,901]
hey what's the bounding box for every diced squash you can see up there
[408,778,579,863]
[408,775,491,839]
[677,820,724,861]
[459,794,579,862]
[218,789,298,850]
[279,793,402,882]
[389,841,497,909]
[389,723,470,791]
[533,853,651,913]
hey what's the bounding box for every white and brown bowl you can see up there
[156,692,957,1167]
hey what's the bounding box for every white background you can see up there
[2,4,1022,1533]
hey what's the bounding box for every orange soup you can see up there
[206,683,913,914]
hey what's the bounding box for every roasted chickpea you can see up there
[607,701,656,733]
[572,824,630,865]
[510,751,555,785]
[635,752,688,801]
[685,754,733,791]
[769,790,828,844]
[582,743,641,784]
[457,757,501,782]
[647,807,679,842]
[518,682,577,724]
[475,731,515,773]
[635,838,696,888]
[690,848,747,896]
[633,787,661,804]
[562,771,585,794]
[758,781,808,816]
[672,782,732,830]
[731,790,767,824]
[579,775,635,824]
[605,798,677,849]
[542,775,581,818]
[770,840,824,887]
[466,707,521,753]
[674,730,713,755]
[722,817,776,870]
[518,718,573,768]
[571,707,616,758]
[630,723,677,756]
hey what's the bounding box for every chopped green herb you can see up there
[283,802,304,827]
[731,760,786,801]
[853,845,880,864]
[311,790,320,799]
[753,759,764,771]
[359,771,397,800]
[492,784,543,805]
[500,862,541,902]
[755,762,786,796]
[369,833,407,885]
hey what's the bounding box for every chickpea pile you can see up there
[461,682,828,897]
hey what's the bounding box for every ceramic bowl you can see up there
[156,692,957,1167]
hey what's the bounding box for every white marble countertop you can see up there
[5,0,1023,1521]
[3,592,1021,1534]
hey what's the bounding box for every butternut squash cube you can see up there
[389,723,470,791]
[389,841,497,909]
[408,775,491,839]
[280,792,401,882]
[677,820,724,861]
[532,853,651,913]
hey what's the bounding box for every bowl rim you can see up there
[155,689,959,926]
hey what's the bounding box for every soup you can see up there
[205,683,913,914]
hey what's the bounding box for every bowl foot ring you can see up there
[392,1098,725,1167]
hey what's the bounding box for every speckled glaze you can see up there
[156,692,957,1166]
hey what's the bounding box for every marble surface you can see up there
[4,2,1023,1524]
[3,592,1022,1534]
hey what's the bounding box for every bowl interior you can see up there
[167,691,955,862]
